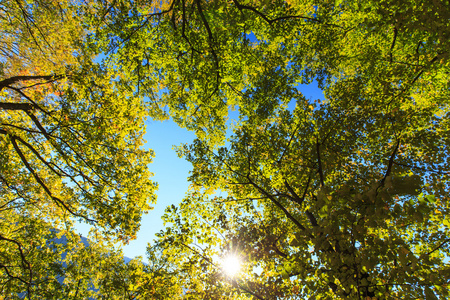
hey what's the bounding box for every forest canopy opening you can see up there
[1,0,449,299]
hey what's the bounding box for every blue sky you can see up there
[122,118,196,261]
[75,82,324,262]
[74,117,195,261]
[69,16,332,263]
[123,82,324,261]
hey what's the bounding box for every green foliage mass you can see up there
[0,0,156,297]
[1,0,450,299]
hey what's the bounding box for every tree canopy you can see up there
[0,0,155,297]
[1,0,449,298]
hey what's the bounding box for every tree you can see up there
[100,0,449,141]
[162,98,450,298]
[0,219,152,299]
[2,0,450,298]
[97,0,449,298]
[0,0,155,297]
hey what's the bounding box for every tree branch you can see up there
[0,102,34,111]
[389,27,398,63]
[111,0,178,53]
[316,139,325,187]
[393,161,449,175]
[6,86,51,115]
[181,0,202,55]
[246,174,307,232]
[284,174,311,207]
[425,238,450,257]
[0,75,59,91]
[232,0,323,25]
[272,238,288,258]
[380,140,400,186]
[284,175,319,227]
[234,279,266,300]
[180,242,218,268]
[7,134,95,222]
[278,120,302,164]
[0,234,32,293]
[195,0,220,93]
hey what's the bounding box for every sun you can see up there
[222,255,241,277]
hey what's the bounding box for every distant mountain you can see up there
[17,231,134,299]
